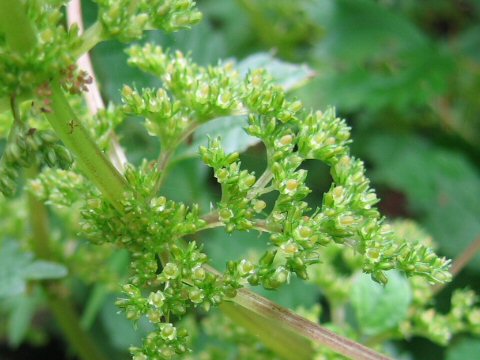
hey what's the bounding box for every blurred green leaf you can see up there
[236,52,316,91]
[203,228,320,309]
[363,133,480,271]
[22,261,67,280]
[307,0,453,111]
[7,289,42,347]
[446,337,480,360]
[178,54,313,161]
[351,271,412,336]
[101,295,153,350]
[178,115,258,162]
[0,240,67,298]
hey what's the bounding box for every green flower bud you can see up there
[44,147,58,167]
[4,143,22,164]
[54,145,73,168]
[148,291,165,308]
[259,250,277,266]
[39,130,59,144]
[163,263,180,279]
[188,288,204,304]
[160,323,177,341]
[218,208,233,222]
[252,199,266,213]
[191,266,206,281]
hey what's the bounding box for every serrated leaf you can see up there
[236,52,315,91]
[0,240,67,299]
[351,271,412,336]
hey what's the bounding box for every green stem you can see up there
[232,288,392,360]
[0,0,128,211]
[46,294,107,360]
[46,81,128,210]
[72,21,105,59]
[220,302,314,360]
[203,265,390,360]
[26,168,107,360]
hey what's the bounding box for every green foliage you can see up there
[0,240,67,298]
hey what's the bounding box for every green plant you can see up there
[0,1,479,359]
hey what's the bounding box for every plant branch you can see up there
[152,123,200,195]
[202,264,391,360]
[220,302,314,360]
[66,0,127,173]
[232,287,392,360]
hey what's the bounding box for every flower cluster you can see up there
[126,44,242,122]
[400,279,480,345]
[96,0,202,42]
[79,161,205,284]
[0,1,82,98]
[0,122,73,197]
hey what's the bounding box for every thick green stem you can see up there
[46,294,107,360]
[46,81,128,210]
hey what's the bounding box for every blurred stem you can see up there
[152,149,174,195]
[26,168,107,360]
[152,123,199,196]
[248,168,273,199]
[331,303,346,327]
[199,211,280,233]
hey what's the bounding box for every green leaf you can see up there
[236,52,316,91]
[7,289,42,347]
[176,115,260,160]
[351,270,412,336]
[23,260,68,280]
[306,0,452,111]
[193,115,258,154]
[362,133,480,272]
[446,338,480,360]
[0,240,67,299]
